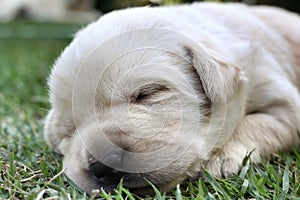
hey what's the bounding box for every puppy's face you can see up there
[44,25,245,195]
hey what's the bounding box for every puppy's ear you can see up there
[185,46,245,104]
[44,109,73,154]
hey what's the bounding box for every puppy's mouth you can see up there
[93,174,156,196]
[89,166,156,196]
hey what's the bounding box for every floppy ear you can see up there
[44,109,73,154]
[185,45,245,104]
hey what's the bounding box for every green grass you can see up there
[0,24,300,200]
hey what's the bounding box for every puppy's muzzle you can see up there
[88,151,156,195]
[90,153,125,183]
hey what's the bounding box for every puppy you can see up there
[44,2,300,196]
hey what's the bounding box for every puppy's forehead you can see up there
[50,8,193,108]
[71,33,188,96]
[89,45,186,101]
[64,8,192,72]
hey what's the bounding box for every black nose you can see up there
[90,153,125,181]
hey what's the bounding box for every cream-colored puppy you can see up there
[44,2,300,196]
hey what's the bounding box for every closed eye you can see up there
[131,84,169,103]
[135,92,149,102]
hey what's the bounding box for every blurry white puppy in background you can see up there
[44,2,300,196]
[0,0,100,22]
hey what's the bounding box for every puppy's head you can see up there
[44,8,246,196]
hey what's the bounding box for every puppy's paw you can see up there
[205,155,241,177]
[204,147,250,177]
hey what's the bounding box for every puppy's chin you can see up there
[64,161,157,196]
[65,165,197,196]
[92,172,156,196]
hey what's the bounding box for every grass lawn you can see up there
[0,23,299,200]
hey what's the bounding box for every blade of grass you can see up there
[175,184,183,200]
[203,170,230,200]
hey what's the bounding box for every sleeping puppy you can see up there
[44,2,300,196]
